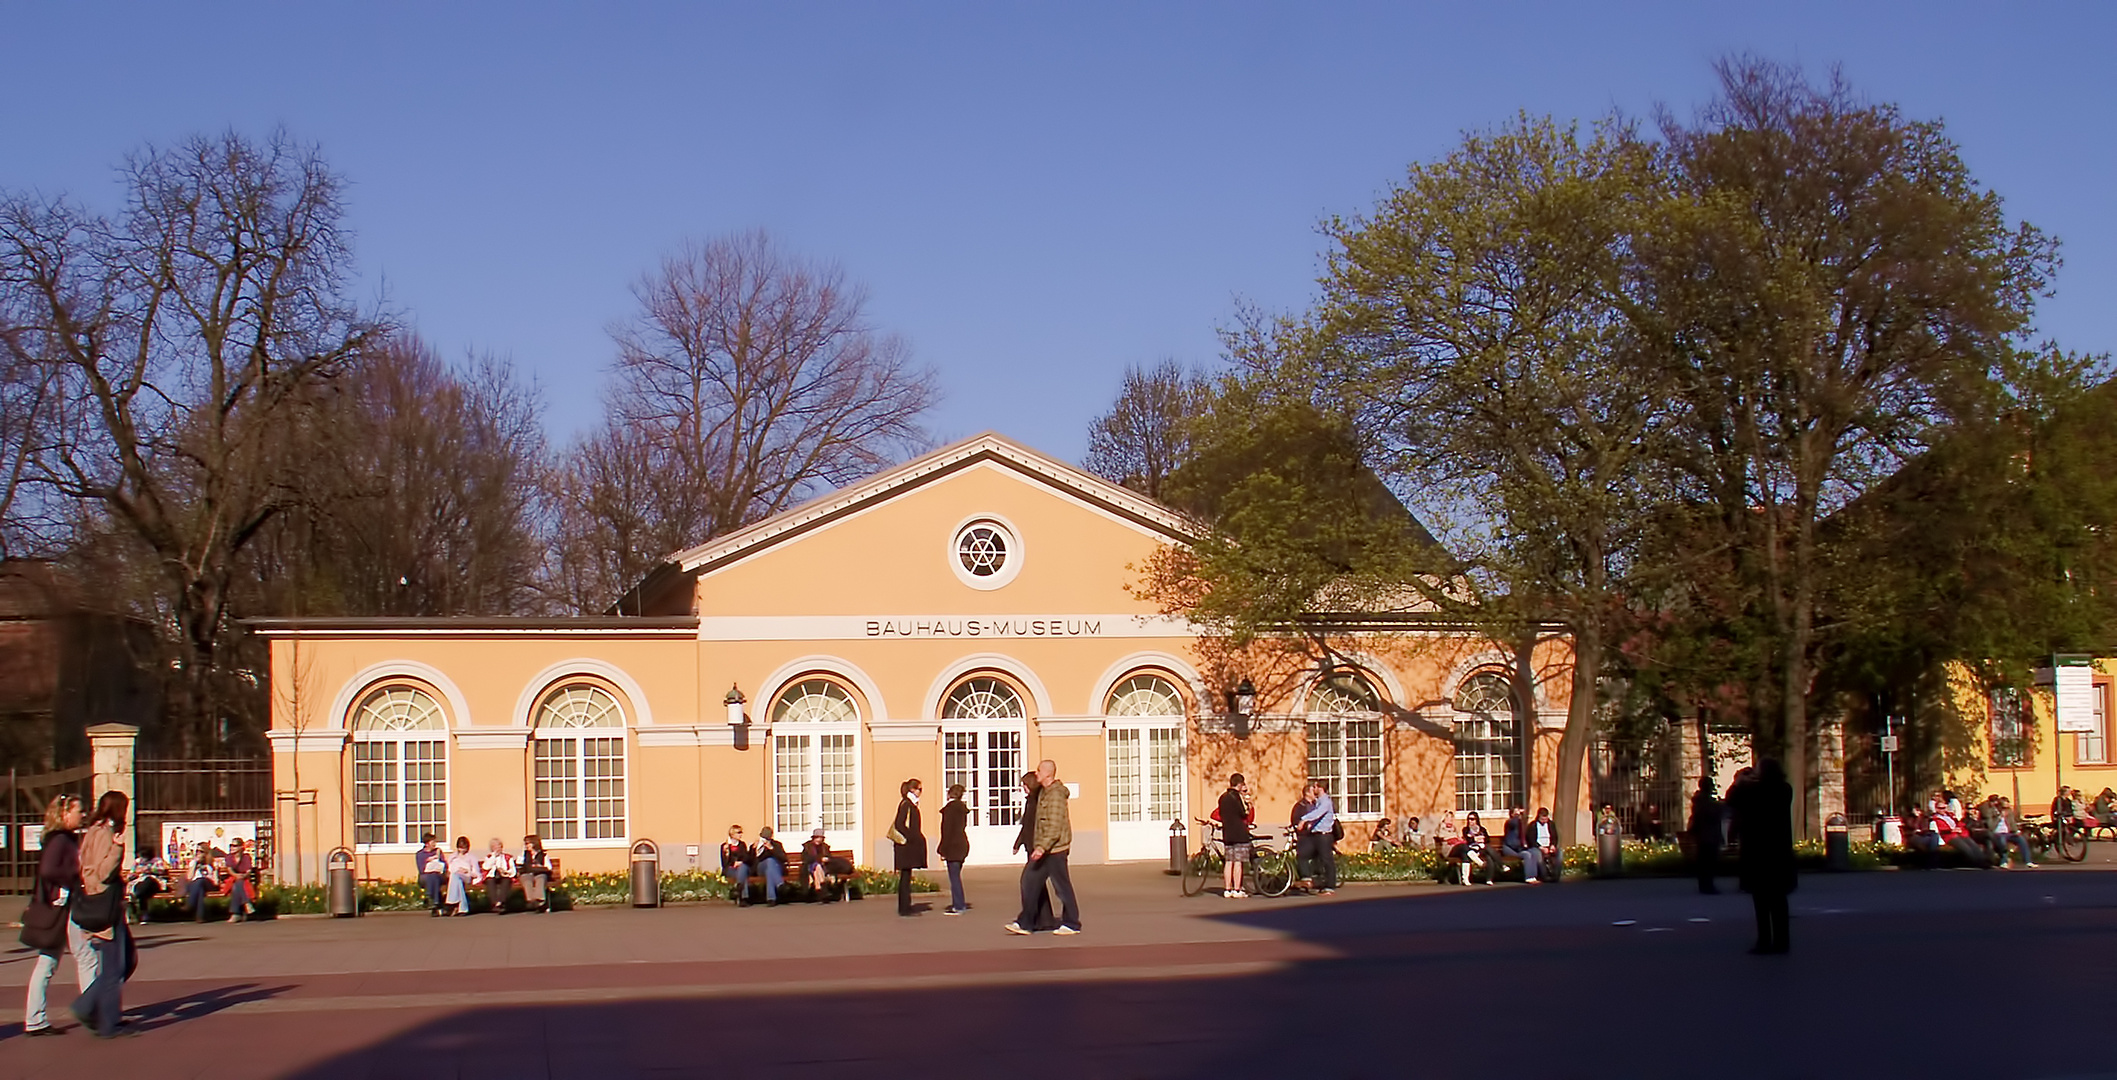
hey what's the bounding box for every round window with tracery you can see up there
[958,526,1007,576]
[950,518,1021,589]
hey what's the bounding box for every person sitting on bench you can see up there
[1459,813,1492,886]
[182,842,219,921]
[2094,788,2117,829]
[752,826,789,906]
[801,828,833,895]
[1526,807,1560,884]
[721,824,758,906]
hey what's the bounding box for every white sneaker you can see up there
[1225,889,1246,898]
[1003,922,1030,935]
[1053,926,1080,935]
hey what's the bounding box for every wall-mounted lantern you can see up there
[724,684,747,726]
[1226,677,1256,738]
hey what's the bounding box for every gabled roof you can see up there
[615,433,1204,615]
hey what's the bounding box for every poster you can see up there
[2056,662,2100,734]
[161,820,259,864]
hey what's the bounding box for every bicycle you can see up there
[2019,814,2088,863]
[1181,819,1296,898]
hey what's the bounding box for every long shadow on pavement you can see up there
[259,869,2117,1080]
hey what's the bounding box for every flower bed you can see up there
[144,866,934,920]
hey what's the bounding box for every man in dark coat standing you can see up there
[891,778,927,917]
[1689,777,1722,894]
[1731,759,1795,954]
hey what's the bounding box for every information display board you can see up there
[2055,660,2100,734]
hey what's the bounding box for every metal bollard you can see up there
[1596,832,1622,878]
[326,848,358,917]
[1167,818,1187,875]
[630,839,660,907]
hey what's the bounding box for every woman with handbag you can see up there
[21,794,95,1037]
[889,778,926,917]
[69,790,134,1038]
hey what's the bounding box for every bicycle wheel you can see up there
[1253,846,1295,897]
[1181,848,1219,897]
[2059,822,2089,863]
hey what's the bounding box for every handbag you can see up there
[70,880,124,933]
[885,823,906,845]
[19,893,66,952]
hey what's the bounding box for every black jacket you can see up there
[937,799,971,862]
[1014,787,1040,854]
[719,841,754,873]
[754,838,788,868]
[1732,776,1796,894]
[1217,789,1252,846]
[892,797,928,870]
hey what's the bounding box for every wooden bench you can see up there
[1441,845,1553,884]
[734,848,860,904]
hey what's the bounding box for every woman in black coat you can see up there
[938,784,971,914]
[891,778,927,916]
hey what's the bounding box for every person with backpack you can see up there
[21,794,95,1037]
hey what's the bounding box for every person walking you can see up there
[21,794,95,1037]
[1006,759,1080,935]
[1731,759,1796,954]
[938,783,971,914]
[1689,778,1722,894]
[1216,773,1254,899]
[1012,771,1058,930]
[70,791,134,1038]
[891,779,928,916]
[415,833,448,915]
[519,835,553,911]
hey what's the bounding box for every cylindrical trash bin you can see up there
[1596,833,1622,877]
[630,839,660,907]
[1167,819,1187,875]
[326,848,358,918]
[1824,813,1851,871]
[1875,816,1904,846]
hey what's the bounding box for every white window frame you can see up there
[941,677,1029,828]
[1306,673,1385,820]
[1453,672,1525,817]
[350,686,450,855]
[1104,674,1187,825]
[531,684,630,848]
[770,679,863,842]
[2079,680,2110,766]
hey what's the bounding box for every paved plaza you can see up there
[1,862,2114,1079]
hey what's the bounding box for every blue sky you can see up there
[4,4,2112,463]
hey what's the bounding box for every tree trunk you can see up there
[1554,624,1601,848]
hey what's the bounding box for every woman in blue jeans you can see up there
[72,790,134,1038]
[938,784,971,913]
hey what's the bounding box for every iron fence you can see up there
[1590,739,1689,841]
[134,754,274,871]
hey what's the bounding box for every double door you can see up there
[942,726,1025,865]
[1106,724,1185,860]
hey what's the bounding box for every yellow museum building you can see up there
[259,434,1576,883]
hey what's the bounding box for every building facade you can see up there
[261,435,1576,883]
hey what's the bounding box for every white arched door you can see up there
[769,679,863,854]
[939,677,1028,866]
[1104,675,1187,860]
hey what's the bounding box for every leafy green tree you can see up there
[1641,58,2059,831]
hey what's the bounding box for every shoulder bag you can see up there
[19,890,67,952]
[70,878,124,933]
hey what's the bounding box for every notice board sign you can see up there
[2055,658,2099,734]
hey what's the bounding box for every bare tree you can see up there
[0,130,387,753]
[550,231,937,612]
[251,335,548,618]
[1083,358,1207,501]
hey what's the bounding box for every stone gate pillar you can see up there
[86,723,138,867]
[1815,716,1847,827]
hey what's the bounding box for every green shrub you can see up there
[221,866,934,917]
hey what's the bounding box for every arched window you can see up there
[1305,672,1384,817]
[532,684,626,842]
[942,676,1026,828]
[1105,675,1186,827]
[1453,672,1523,815]
[351,686,448,848]
[771,679,860,841]
[943,677,1025,720]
